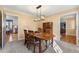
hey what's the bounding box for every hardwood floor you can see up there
[61,35,76,45]
[6,33,18,42]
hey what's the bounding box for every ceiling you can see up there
[2,5,79,17]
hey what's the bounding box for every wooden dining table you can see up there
[33,32,55,53]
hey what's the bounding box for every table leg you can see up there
[33,45,35,53]
[39,40,41,53]
[24,39,26,45]
[45,40,48,48]
[51,38,53,47]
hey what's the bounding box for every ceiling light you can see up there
[34,5,45,21]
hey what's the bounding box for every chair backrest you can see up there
[34,31,39,33]
[24,29,27,34]
[28,30,39,43]
[28,30,34,35]
[24,30,28,39]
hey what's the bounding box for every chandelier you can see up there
[34,5,45,21]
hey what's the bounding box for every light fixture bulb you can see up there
[41,16,45,19]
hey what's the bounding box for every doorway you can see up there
[60,22,66,37]
[6,15,18,42]
[6,20,13,34]
[60,14,76,45]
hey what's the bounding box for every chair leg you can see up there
[24,39,26,45]
[39,40,41,53]
[33,45,36,53]
[45,40,48,48]
[26,43,28,48]
[27,43,30,49]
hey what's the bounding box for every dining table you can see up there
[33,32,55,53]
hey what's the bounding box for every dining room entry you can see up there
[60,14,76,45]
[6,15,18,42]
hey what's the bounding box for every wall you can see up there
[37,8,79,40]
[0,6,79,43]
[66,18,76,36]
[3,8,37,40]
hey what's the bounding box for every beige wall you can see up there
[37,8,79,40]
[66,18,76,36]
[3,8,37,40]
[0,6,79,41]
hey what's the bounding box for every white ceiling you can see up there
[2,5,78,17]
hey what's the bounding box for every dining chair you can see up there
[28,30,34,34]
[24,30,27,44]
[28,30,33,32]
[28,32,40,53]
[24,30,31,48]
[34,31,39,33]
